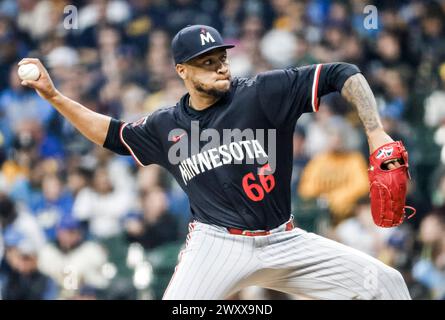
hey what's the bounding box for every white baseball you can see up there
[18,63,40,81]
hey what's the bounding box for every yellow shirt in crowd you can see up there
[298,151,369,222]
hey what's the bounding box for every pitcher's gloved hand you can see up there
[368,141,416,228]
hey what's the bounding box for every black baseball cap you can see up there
[171,25,235,65]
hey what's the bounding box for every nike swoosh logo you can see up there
[172,133,186,143]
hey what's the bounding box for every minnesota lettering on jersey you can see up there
[166,121,277,185]
[178,139,267,185]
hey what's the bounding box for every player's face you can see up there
[179,49,232,98]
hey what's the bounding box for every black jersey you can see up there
[104,63,360,230]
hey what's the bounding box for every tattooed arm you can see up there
[307,63,393,155]
[341,73,400,168]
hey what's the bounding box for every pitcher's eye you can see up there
[204,59,212,66]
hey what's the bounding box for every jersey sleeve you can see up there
[103,114,164,166]
[256,62,361,128]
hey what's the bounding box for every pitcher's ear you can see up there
[176,64,187,80]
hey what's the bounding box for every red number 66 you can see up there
[242,164,276,202]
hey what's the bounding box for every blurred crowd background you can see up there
[1,0,445,300]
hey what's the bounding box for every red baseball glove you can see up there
[368,141,416,228]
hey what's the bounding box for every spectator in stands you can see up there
[412,209,445,299]
[0,229,57,300]
[92,146,135,192]
[303,99,336,157]
[1,127,39,192]
[38,216,109,299]
[125,187,179,250]
[290,126,309,201]
[0,66,55,148]
[424,62,445,129]
[334,197,394,257]
[72,165,134,239]
[425,63,445,165]
[431,168,445,208]
[298,117,369,222]
[136,165,165,195]
[32,173,74,241]
[0,193,46,250]
[66,166,93,198]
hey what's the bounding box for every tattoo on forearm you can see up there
[341,73,382,133]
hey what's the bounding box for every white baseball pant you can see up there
[163,219,411,300]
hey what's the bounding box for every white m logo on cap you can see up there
[200,32,215,46]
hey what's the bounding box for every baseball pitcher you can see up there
[19,25,412,300]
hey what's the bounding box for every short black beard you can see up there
[192,79,230,99]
